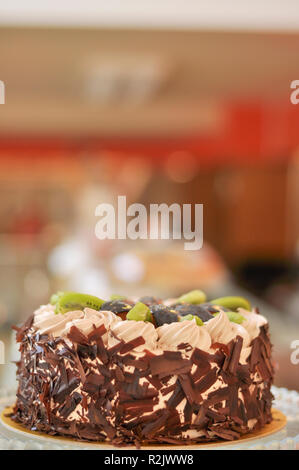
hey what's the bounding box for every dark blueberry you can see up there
[138,296,162,306]
[149,305,179,327]
[100,300,133,314]
[175,304,214,322]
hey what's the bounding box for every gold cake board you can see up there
[1,407,286,449]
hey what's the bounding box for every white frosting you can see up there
[157,320,211,351]
[238,308,268,341]
[205,310,250,347]
[108,320,158,352]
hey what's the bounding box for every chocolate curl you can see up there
[167,381,185,409]
[87,324,109,363]
[74,352,86,383]
[150,351,192,378]
[193,406,208,429]
[228,336,243,375]
[141,410,170,437]
[67,326,89,345]
[12,315,34,342]
[88,403,116,440]
[194,367,218,395]
[120,336,145,354]
[82,372,105,394]
[59,392,82,419]
[88,324,107,342]
[210,427,240,441]
[178,374,196,405]
[207,386,230,406]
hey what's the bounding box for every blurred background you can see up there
[0,1,298,391]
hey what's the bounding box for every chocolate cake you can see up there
[11,290,274,447]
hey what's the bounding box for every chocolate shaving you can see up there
[59,393,82,419]
[195,368,218,395]
[228,336,243,374]
[141,410,170,437]
[178,374,195,404]
[207,386,230,405]
[150,352,191,378]
[193,406,208,428]
[12,315,34,342]
[88,324,107,342]
[120,336,145,354]
[67,326,89,345]
[82,372,105,394]
[88,403,115,440]
[167,382,185,409]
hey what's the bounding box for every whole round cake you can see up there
[11,290,274,446]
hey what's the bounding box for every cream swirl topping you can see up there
[32,303,265,354]
[33,304,84,337]
[205,310,250,347]
[238,308,268,341]
[62,308,121,343]
[33,304,121,340]
[108,320,158,352]
[157,320,211,351]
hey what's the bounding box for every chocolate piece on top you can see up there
[175,304,214,322]
[149,305,179,326]
[138,296,162,306]
[100,300,133,314]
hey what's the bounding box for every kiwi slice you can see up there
[210,296,251,312]
[55,292,105,314]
